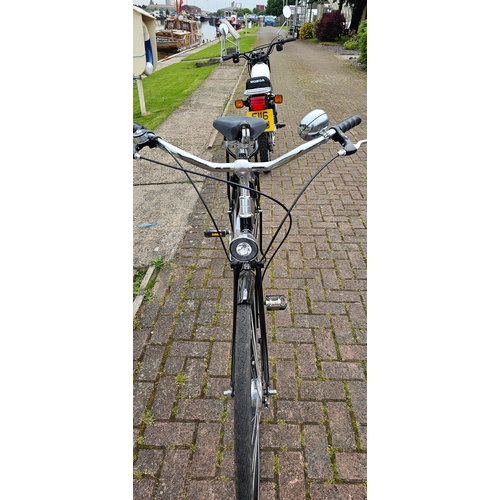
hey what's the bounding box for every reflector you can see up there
[249,96,267,111]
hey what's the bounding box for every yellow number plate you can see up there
[247,109,275,132]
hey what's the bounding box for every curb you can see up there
[155,38,221,71]
[133,264,157,317]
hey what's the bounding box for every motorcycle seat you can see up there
[244,76,272,95]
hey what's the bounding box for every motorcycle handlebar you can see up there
[222,36,296,62]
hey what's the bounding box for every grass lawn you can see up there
[133,62,218,132]
[133,29,258,131]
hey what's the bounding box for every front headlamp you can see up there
[229,233,258,262]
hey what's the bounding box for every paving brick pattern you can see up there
[134,28,367,499]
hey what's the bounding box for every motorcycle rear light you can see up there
[235,99,245,109]
[274,94,283,104]
[249,96,267,111]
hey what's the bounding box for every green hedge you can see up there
[358,20,367,65]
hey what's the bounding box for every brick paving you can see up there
[134,28,367,499]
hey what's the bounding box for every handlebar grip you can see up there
[222,54,236,61]
[282,37,296,43]
[336,115,362,133]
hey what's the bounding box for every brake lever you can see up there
[332,124,366,156]
[337,139,367,156]
[133,141,151,158]
[354,139,367,149]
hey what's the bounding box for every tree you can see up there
[237,8,252,16]
[265,0,283,17]
[345,0,366,33]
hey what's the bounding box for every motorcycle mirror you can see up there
[298,110,330,141]
[219,23,229,37]
[274,5,292,38]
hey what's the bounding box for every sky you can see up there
[133,0,262,15]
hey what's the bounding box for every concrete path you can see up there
[134,27,367,500]
[133,45,245,269]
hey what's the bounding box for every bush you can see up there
[299,22,315,40]
[314,10,346,42]
[357,19,367,65]
[343,35,358,50]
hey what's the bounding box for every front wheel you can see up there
[234,303,262,499]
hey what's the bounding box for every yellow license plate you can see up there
[247,109,275,132]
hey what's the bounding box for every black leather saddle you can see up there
[213,116,267,141]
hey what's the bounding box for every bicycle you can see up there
[133,109,366,499]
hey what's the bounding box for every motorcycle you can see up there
[222,6,295,163]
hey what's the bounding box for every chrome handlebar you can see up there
[133,111,365,173]
[134,128,364,173]
[144,129,335,173]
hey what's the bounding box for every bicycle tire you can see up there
[258,133,270,163]
[234,302,262,499]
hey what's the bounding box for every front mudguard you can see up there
[237,269,255,305]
